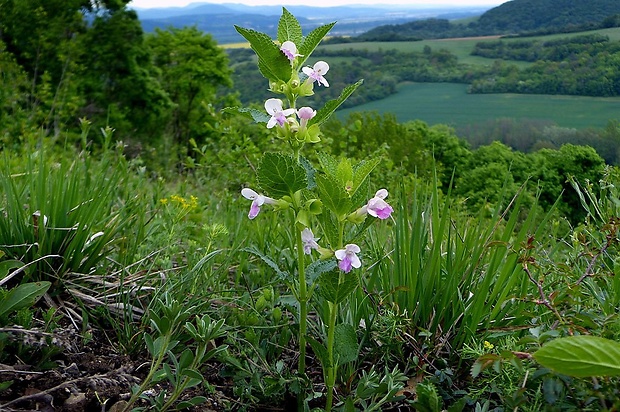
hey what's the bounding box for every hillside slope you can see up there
[478,0,620,33]
[357,0,620,41]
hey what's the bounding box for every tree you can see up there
[532,144,605,222]
[0,0,170,141]
[77,9,171,140]
[145,26,233,152]
[405,120,471,182]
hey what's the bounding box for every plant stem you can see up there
[296,226,308,376]
[325,297,339,412]
[122,334,171,412]
[325,222,346,412]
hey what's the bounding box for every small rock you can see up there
[109,400,129,412]
[63,392,87,411]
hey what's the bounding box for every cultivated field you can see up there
[337,82,620,129]
[317,27,620,65]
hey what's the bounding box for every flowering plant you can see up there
[225,8,393,410]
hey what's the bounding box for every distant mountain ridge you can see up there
[477,0,620,33]
[133,2,490,44]
[357,0,620,41]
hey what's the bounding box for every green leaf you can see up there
[348,157,382,209]
[317,272,359,304]
[415,382,441,412]
[298,22,336,69]
[534,335,620,377]
[318,211,340,249]
[334,324,358,364]
[352,158,381,198]
[178,396,208,409]
[152,336,165,356]
[316,174,352,218]
[0,380,13,392]
[242,246,289,281]
[222,106,270,124]
[0,281,51,318]
[258,152,307,198]
[234,26,292,82]
[307,335,330,368]
[306,259,337,283]
[144,333,154,355]
[336,158,353,187]
[277,8,303,46]
[310,80,363,126]
[0,260,25,280]
[181,368,204,381]
[299,155,317,190]
[317,152,339,178]
[179,349,195,370]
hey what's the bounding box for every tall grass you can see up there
[0,143,150,325]
[364,176,556,352]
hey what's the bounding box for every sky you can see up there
[129,0,506,9]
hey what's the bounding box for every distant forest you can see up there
[327,0,620,43]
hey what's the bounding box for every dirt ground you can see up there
[0,328,233,412]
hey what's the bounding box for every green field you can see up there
[337,82,620,129]
[318,27,620,66]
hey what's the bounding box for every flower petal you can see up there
[241,188,259,200]
[334,249,346,260]
[248,201,261,219]
[345,243,361,254]
[338,257,353,273]
[314,61,329,74]
[375,189,389,199]
[265,98,283,115]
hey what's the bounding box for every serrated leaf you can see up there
[352,158,381,196]
[258,152,307,198]
[222,106,270,124]
[0,281,51,318]
[334,324,358,364]
[278,8,303,46]
[306,259,337,283]
[317,271,359,304]
[298,22,336,69]
[299,155,317,189]
[242,246,289,281]
[316,174,351,218]
[533,335,620,377]
[234,26,292,82]
[336,158,353,186]
[350,178,370,211]
[317,211,340,249]
[317,152,339,177]
[310,79,363,126]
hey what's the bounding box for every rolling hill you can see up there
[357,0,620,41]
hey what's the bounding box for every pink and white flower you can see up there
[335,244,361,273]
[302,61,330,87]
[301,228,320,255]
[265,98,295,129]
[365,189,393,219]
[241,188,276,219]
[280,41,302,63]
[296,106,316,129]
